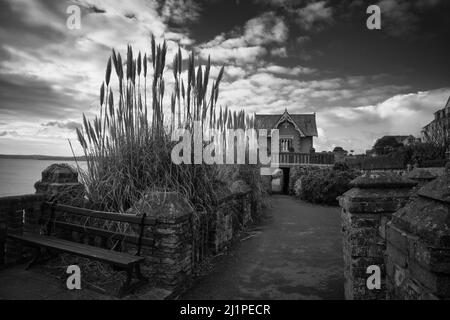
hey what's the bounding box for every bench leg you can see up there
[118,267,133,298]
[135,264,148,282]
[117,265,148,298]
[26,247,42,270]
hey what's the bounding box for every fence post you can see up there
[339,172,417,299]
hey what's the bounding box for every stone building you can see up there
[255,109,318,153]
[422,95,450,149]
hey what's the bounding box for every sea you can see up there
[0,158,87,197]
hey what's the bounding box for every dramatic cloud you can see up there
[199,11,288,63]
[42,121,82,131]
[160,0,202,26]
[295,1,333,31]
[316,88,450,152]
[377,0,447,37]
[0,0,448,155]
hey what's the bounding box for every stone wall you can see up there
[386,171,450,299]
[340,167,450,300]
[0,194,46,264]
[128,191,193,289]
[339,172,417,299]
[1,164,259,295]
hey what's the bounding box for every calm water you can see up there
[0,158,87,197]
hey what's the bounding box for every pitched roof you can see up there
[254,111,318,136]
[380,135,410,141]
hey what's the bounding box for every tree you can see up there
[333,146,348,155]
[373,136,403,155]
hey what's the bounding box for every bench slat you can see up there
[8,233,144,267]
[50,203,156,226]
[53,221,154,247]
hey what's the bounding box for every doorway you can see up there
[282,167,290,194]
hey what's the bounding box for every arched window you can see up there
[280,138,293,152]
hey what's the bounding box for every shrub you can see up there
[288,165,322,195]
[396,143,446,167]
[296,168,359,206]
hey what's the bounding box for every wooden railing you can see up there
[278,152,335,166]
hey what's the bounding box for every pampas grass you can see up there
[76,36,258,213]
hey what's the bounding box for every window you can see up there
[280,138,293,152]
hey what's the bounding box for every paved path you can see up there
[182,195,344,300]
[0,265,111,300]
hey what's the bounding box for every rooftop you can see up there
[255,110,318,137]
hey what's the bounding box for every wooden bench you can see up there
[7,201,154,297]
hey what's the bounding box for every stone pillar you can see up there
[386,171,450,299]
[405,168,437,190]
[35,163,84,205]
[129,191,193,290]
[339,172,417,299]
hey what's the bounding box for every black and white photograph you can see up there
[0,0,449,308]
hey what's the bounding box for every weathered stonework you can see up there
[211,181,254,254]
[212,206,233,254]
[34,163,84,205]
[1,163,262,297]
[386,172,450,299]
[339,172,417,299]
[405,168,438,193]
[0,194,46,264]
[129,191,193,290]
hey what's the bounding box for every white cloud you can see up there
[258,64,317,76]
[314,88,450,152]
[296,1,333,31]
[199,12,288,64]
[270,47,288,57]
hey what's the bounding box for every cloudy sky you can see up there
[0,0,449,156]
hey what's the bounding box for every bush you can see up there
[295,168,359,206]
[396,143,446,167]
[288,165,322,195]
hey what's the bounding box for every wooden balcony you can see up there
[278,152,335,167]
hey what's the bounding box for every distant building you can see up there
[401,135,421,146]
[255,109,318,153]
[422,96,450,149]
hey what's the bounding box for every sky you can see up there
[0,0,449,156]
